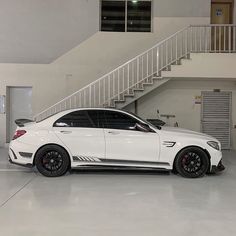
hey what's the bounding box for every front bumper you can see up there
[211,160,225,173]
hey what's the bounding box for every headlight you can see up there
[207,141,220,151]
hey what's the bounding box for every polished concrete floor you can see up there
[0,148,236,236]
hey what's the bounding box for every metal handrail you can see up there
[34,24,236,122]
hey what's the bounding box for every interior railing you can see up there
[34,24,236,122]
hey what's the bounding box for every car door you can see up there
[103,110,160,162]
[53,110,105,161]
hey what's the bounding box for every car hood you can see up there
[160,126,217,141]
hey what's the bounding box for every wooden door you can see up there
[211,3,233,51]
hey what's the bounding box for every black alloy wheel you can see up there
[174,147,210,178]
[35,145,70,177]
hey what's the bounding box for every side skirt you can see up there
[71,158,171,171]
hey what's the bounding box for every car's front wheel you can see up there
[174,147,210,178]
[35,145,70,177]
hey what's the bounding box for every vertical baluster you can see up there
[185,29,188,56]
[170,38,173,63]
[195,27,197,52]
[214,26,217,52]
[83,90,85,107]
[78,92,81,107]
[118,69,120,100]
[224,26,226,52]
[210,26,212,52]
[165,41,168,67]
[190,26,193,52]
[151,49,153,76]
[141,56,143,85]
[159,44,161,69]
[93,84,96,107]
[199,27,202,52]
[122,67,125,95]
[108,75,111,106]
[137,57,139,84]
[89,86,91,107]
[103,78,106,105]
[228,26,231,53]
[176,35,178,62]
[146,53,149,79]
[86,89,88,107]
[73,95,76,108]
[81,91,83,108]
[127,64,130,93]
[219,26,222,52]
[98,80,101,106]
[113,73,115,99]
[157,46,159,75]
[234,26,236,52]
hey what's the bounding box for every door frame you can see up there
[6,86,32,143]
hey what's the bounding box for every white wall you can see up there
[0,0,100,63]
[134,79,236,150]
[153,0,211,17]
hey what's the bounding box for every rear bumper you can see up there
[8,145,34,168]
[8,156,33,168]
[211,160,225,173]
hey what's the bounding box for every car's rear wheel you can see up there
[35,145,70,177]
[174,147,210,178]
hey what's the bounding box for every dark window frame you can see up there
[53,110,102,128]
[100,0,152,32]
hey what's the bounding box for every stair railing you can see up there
[34,25,236,122]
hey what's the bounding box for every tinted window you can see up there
[54,110,100,128]
[103,110,137,130]
[101,1,125,32]
[127,1,151,32]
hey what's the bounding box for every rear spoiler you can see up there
[15,119,35,127]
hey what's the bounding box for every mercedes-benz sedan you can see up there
[9,108,224,178]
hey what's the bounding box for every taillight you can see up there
[12,130,27,140]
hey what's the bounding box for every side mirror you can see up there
[135,123,152,132]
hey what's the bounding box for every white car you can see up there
[9,108,224,178]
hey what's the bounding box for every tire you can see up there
[174,147,210,178]
[35,145,70,177]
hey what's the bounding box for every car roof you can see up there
[57,107,125,115]
[39,107,130,123]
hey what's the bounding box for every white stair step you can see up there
[133,87,144,91]
[124,93,135,97]
[142,82,153,86]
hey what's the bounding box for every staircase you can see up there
[34,24,236,122]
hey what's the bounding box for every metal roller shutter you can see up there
[201,91,231,150]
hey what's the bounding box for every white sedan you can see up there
[9,108,224,178]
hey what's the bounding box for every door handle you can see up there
[108,131,120,135]
[60,131,72,134]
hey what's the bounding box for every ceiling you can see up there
[0,0,99,64]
